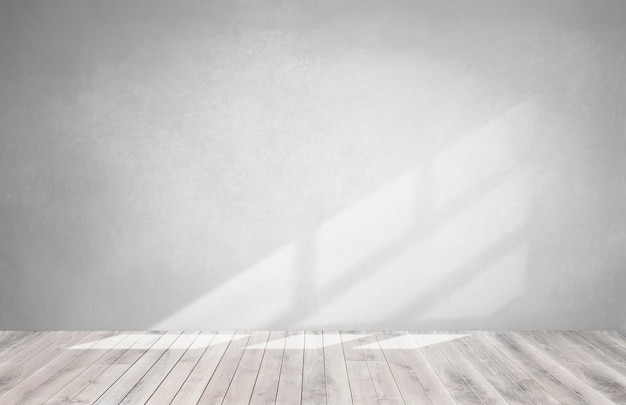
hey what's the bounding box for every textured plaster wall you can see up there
[0,0,624,330]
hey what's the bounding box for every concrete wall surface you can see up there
[0,0,624,330]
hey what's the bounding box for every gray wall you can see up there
[0,0,624,331]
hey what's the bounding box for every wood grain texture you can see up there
[482,331,590,404]
[170,331,235,405]
[302,331,326,404]
[506,332,616,405]
[518,331,626,403]
[433,335,507,404]
[249,331,286,405]
[0,332,34,359]
[0,332,60,374]
[360,333,404,405]
[0,331,91,397]
[275,331,305,404]
[454,332,559,404]
[565,331,626,376]
[146,332,217,404]
[415,334,483,404]
[323,331,352,405]
[71,332,166,404]
[43,332,146,404]
[341,331,377,405]
[1,330,624,404]
[603,331,626,349]
[196,331,251,405]
[93,332,181,404]
[120,331,200,404]
[0,330,114,404]
[394,332,456,404]
[374,331,431,404]
[223,331,269,405]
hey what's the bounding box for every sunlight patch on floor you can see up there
[70,332,470,351]
[69,332,248,350]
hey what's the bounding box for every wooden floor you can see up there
[0,331,624,404]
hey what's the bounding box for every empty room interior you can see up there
[0,0,625,403]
